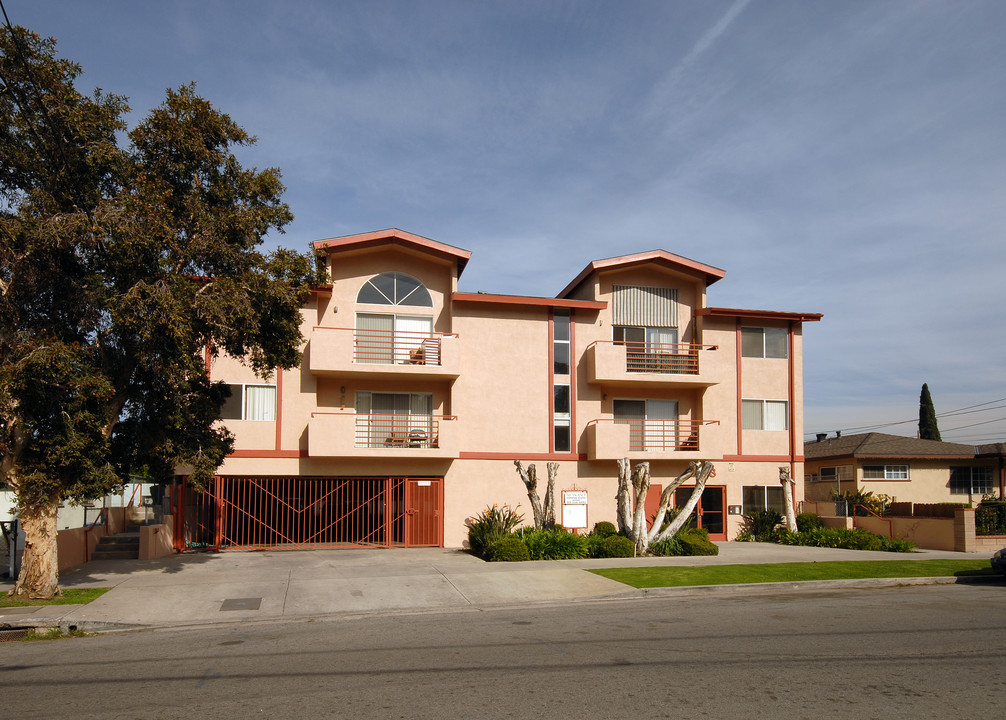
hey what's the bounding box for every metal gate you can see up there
[173,476,443,551]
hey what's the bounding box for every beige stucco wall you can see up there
[203,241,812,549]
[803,457,995,505]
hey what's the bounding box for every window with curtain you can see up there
[220,384,276,421]
[741,399,788,431]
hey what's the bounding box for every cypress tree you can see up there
[919,383,942,441]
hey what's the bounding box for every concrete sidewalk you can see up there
[0,543,997,633]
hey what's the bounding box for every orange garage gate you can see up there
[174,476,443,550]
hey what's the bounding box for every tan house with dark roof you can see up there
[804,432,1002,505]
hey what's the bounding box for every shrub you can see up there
[677,527,719,556]
[593,534,635,558]
[485,536,530,562]
[518,527,588,560]
[976,501,1006,536]
[772,526,914,553]
[648,535,685,556]
[741,509,782,541]
[591,521,618,538]
[796,512,823,532]
[466,504,523,559]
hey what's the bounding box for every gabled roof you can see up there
[313,229,471,277]
[557,250,726,299]
[805,432,975,461]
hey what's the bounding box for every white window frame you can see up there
[741,399,788,431]
[949,466,993,495]
[220,383,277,422]
[862,464,909,480]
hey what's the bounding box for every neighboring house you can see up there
[175,229,821,549]
[804,432,1003,506]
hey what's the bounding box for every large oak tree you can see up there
[0,26,319,598]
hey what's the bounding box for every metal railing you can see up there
[591,418,716,452]
[592,340,717,375]
[352,328,453,366]
[354,413,454,449]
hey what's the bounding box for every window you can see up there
[220,384,277,421]
[741,400,788,431]
[950,466,993,495]
[741,327,788,359]
[814,466,854,483]
[743,485,785,514]
[357,272,432,307]
[863,465,909,480]
[614,398,679,450]
[355,392,434,448]
[553,311,570,375]
[552,310,573,452]
[553,383,571,452]
[356,313,434,364]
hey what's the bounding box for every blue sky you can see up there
[12,1,1006,443]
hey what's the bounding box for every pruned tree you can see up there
[779,466,798,529]
[918,383,941,441]
[0,26,320,598]
[615,458,716,555]
[514,459,557,528]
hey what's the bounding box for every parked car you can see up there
[991,548,1006,575]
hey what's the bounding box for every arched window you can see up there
[357,272,432,307]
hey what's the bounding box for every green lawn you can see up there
[589,559,999,588]
[0,588,110,607]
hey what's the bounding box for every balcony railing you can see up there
[613,341,714,375]
[308,412,458,457]
[585,341,719,388]
[354,413,454,449]
[309,327,460,378]
[587,418,719,459]
[354,329,453,366]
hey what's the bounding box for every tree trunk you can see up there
[780,466,798,530]
[616,458,632,535]
[630,462,651,555]
[542,462,558,528]
[11,500,61,599]
[651,461,715,543]
[647,463,698,542]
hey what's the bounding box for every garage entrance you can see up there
[173,476,443,551]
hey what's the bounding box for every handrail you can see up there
[312,325,458,338]
[587,418,719,452]
[587,340,718,351]
[853,502,895,538]
[588,340,717,375]
[83,507,109,563]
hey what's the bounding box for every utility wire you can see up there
[807,396,1006,437]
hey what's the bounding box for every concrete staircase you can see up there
[90,530,140,561]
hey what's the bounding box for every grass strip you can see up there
[589,559,998,588]
[1,588,110,607]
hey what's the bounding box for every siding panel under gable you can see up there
[612,285,678,327]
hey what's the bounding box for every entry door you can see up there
[405,479,442,546]
[674,486,726,541]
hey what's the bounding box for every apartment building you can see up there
[178,229,821,550]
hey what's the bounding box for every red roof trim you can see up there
[313,229,472,277]
[699,307,823,322]
[453,292,606,310]
[558,250,726,298]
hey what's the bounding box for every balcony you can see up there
[585,341,719,389]
[309,327,460,380]
[308,412,458,458]
[586,419,720,461]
